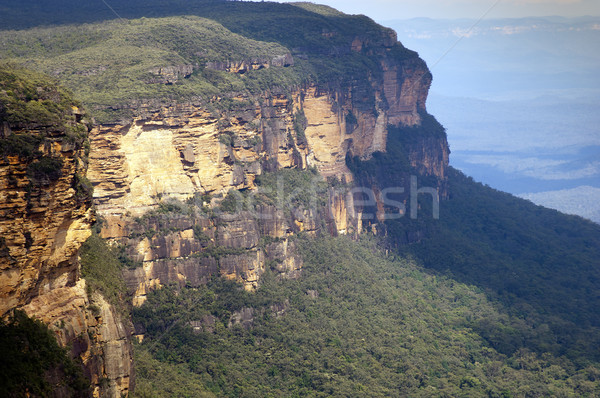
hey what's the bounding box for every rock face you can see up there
[1,9,450,396]
[86,28,447,303]
[119,198,339,304]
[89,64,433,223]
[22,280,133,397]
[407,135,450,196]
[205,53,294,74]
[0,135,92,315]
[0,69,132,397]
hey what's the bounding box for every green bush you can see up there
[0,310,89,397]
[0,133,42,160]
[293,109,308,145]
[79,232,128,312]
[27,156,63,185]
[0,63,85,133]
[73,173,93,203]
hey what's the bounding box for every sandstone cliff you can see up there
[0,5,451,395]
[84,19,446,301]
[1,5,448,329]
[0,66,132,397]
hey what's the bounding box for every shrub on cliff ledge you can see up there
[26,156,63,186]
[0,63,87,137]
[0,132,42,160]
[0,310,89,397]
[80,232,128,313]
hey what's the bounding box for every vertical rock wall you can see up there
[0,110,133,396]
[85,32,446,306]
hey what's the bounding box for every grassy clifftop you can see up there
[0,1,417,123]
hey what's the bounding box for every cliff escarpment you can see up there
[3,5,600,398]
[0,65,132,397]
[84,50,442,298]
[1,0,448,327]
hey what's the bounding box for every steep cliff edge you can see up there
[74,10,444,297]
[0,2,448,306]
[0,65,132,397]
[2,5,600,398]
[85,43,440,297]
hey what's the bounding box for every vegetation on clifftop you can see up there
[1,2,599,397]
[0,63,88,144]
[0,1,417,123]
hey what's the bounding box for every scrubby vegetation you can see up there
[0,63,88,138]
[0,1,415,123]
[0,310,89,397]
[254,167,329,210]
[80,232,129,312]
[26,156,63,186]
[132,236,600,397]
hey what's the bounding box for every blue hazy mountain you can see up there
[382,16,600,222]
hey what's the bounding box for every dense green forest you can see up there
[131,236,600,397]
[0,311,90,397]
[348,123,600,365]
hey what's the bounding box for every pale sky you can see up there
[276,0,600,20]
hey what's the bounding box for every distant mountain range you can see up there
[384,16,600,99]
[383,16,600,223]
[520,185,600,224]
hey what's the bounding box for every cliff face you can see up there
[89,56,433,222]
[0,134,92,315]
[86,28,445,300]
[1,5,450,395]
[120,189,350,303]
[21,281,132,397]
[0,67,132,397]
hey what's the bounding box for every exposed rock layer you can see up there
[87,38,447,301]
[0,114,133,396]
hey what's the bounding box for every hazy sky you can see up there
[276,0,600,20]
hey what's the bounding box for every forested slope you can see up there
[349,122,600,364]
[0,1,599,397]
[130,236,600,397]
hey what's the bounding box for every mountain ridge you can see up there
[0,2,599,397]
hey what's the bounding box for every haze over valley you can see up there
[1,1,600,396]
[386,16,600,222]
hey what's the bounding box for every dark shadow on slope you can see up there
[348,118,600,363]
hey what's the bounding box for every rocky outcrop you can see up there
[382,57,432,127]
[118,191,354,303]
[205,53,294,74]
[22,280,133,397]
[85,23,447,303]
[147,64,196,84]
[0,133,133,395]
[0,68,133,396]
[0,135,92,315]
[408,135,450,195]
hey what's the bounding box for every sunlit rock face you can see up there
[0,132,92,315]
[86,28,446,299]
[0,74,133,397]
